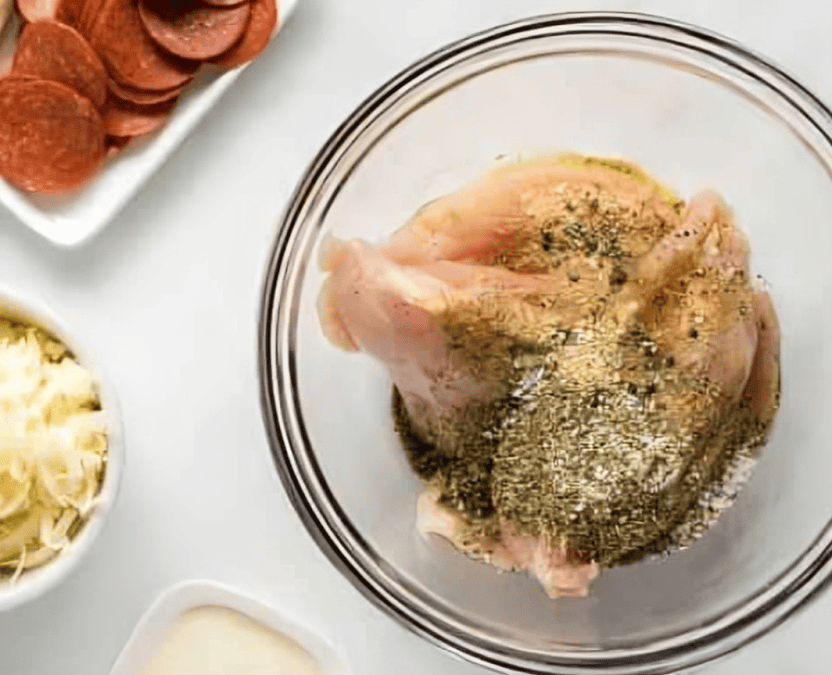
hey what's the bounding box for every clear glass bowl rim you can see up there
[258,11,832,674]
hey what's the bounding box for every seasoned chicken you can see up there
[319,156,780,597]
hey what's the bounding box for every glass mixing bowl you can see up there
[259,13,832,674]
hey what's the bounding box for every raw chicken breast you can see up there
[417,487,600,597]
[319,156,780,596]
[319,239,577,445]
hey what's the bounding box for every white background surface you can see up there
[0,1,828,674]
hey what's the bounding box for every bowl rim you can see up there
[259,11,832,674]
[0,286,125,613]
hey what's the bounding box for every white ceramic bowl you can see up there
[0,288,124,612]
[108,580,349,675]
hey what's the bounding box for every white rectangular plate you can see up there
[108,579,349,675]
[0,0,298,247]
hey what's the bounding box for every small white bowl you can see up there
[0,287,124,612]
[108,580,349,675]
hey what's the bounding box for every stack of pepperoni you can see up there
[0,0,278,193]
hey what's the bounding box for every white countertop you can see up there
[0,1,828,673]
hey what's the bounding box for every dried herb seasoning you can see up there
[391,158,779,570]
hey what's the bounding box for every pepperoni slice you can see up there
[102,95,175,137]
[89,0,198,91]
[74,0,108,36]
[54,0,85,28]
[0,77,105,192]
[13,20,108,109]
[212,0,277,68]
[108,77,187,105]
[137,0,251,61]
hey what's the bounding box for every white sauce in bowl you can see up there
[141,606,322,675]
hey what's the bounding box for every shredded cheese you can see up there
[0,324,107,584]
